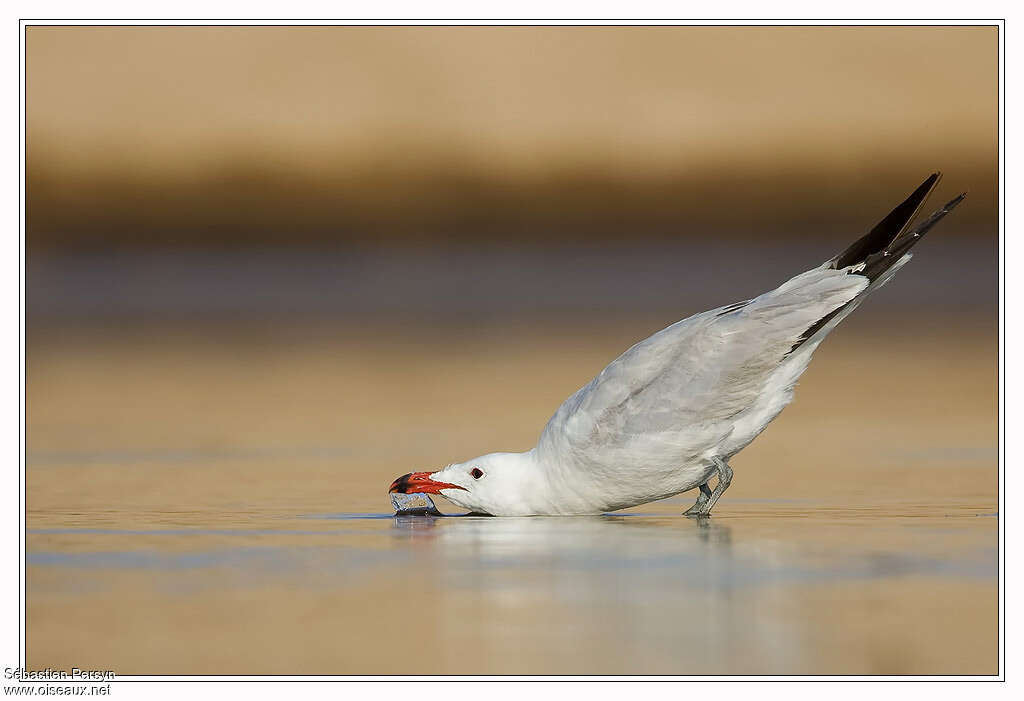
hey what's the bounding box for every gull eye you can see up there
[470,468,484,479]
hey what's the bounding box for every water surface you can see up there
[26,313,997,675]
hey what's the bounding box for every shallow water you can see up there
[26,315,998,675]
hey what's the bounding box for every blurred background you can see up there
[28,25,996,320]
[28,25,996,246]
[26,25,998,675]
[28,25,995,323]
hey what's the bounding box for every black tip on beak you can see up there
[390,473,414,494]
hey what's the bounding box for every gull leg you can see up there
[698,457,733,516]
[684,482,713,516]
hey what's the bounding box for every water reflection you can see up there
[25,509,997,673]
[393,514,737,588]
[383,513,802,672]
[387,511,991,591]
[377,510,993,673]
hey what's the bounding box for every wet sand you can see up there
[26,315,997,675]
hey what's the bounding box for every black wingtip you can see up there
[788,177,961,357]
[858,190,966,282]
[830,173,943,270]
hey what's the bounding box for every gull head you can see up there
[389,451,541,516]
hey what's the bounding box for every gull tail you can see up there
[857,190,966,282]
[827,172,942,271]
[789,173,966,354]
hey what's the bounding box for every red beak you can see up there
[389,471,466,495]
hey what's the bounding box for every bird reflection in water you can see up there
[389,509,735,568]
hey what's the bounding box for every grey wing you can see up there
[535,266,870,474]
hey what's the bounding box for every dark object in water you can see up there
[391,492,444,517]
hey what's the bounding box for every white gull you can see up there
[390,174,965,516]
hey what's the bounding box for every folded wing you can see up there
[536,267,868,477]
[535,174,964,486]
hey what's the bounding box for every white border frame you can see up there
[8,17,1006,688]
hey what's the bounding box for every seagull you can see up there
[390,174,965,516]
